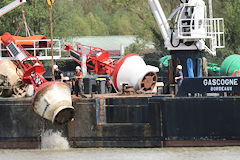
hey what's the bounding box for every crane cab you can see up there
[175,0,207,40]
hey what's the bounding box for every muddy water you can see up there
[0,147,240,160]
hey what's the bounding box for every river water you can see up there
[1,131,240,160]
[1,147,240,160]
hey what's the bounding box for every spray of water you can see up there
[41,130,70,150]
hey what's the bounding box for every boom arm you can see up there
[0,0,26,17]
[148,0,171,43]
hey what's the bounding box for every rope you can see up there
[197,58,203,77]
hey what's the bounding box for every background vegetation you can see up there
[0,0,239,66]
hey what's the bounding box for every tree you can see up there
[222,0,240,52]
[87,12,109,36]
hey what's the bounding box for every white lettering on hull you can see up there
[203,79,238,86]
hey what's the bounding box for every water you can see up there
[41,130,69,150]
[1,147,240,160]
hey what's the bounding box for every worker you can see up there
[53,64,64,82]
[74,66,85,97]
[183,11,191,33]
[175,65,183,86]
[185,11,191,20]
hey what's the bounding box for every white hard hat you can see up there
[53,64,58,69]
[76,66,81,70]
[177,65,182,70]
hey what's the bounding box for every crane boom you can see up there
[148,0,171,43]
[0,0,26,17]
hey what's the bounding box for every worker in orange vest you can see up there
[74,66,84,97]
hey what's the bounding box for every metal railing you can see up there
[0,39,62,60]
[178,18,225,48]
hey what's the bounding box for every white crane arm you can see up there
[148,0,171,42]
[0,0,26,17]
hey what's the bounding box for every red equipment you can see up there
[1,32,47,90]
[1,32,74,124]
[65,44,118,76]
[65,44,158,92]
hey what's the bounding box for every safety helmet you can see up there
[53,64,58,69]
[76,66,81,70]
[177,65,182,70]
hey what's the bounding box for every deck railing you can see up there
[0,39,62,60]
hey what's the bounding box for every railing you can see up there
[178,18,225,48]
[177,17,224,55]
[0,39,62,60]
[208,18,225,49]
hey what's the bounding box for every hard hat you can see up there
[76,66,81,70]
[177,65,182,70]
[53,64,58,69]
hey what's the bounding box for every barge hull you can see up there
[1,96,240,148]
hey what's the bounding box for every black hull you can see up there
[1,95,240,148]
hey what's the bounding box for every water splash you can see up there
[41,130,70,150]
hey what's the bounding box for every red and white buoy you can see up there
[66,44,159,92]
[112,54,159,91]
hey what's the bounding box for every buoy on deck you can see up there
[112,54,159,91]
[0,60,28,97]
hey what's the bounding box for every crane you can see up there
[148,0,224,81]
[0,0,26,17]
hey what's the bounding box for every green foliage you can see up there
[87,12,109,36]
[124,39,147,55]
[0,0,239,67]
[0,0,141,38]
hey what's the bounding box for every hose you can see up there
[171,32,181,48]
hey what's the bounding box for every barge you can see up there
[1,93,240,149]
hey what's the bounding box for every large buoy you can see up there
[0,60,28,97]
[112,54,158,91]
[220,54,240,76]
[66,45,159,92]
[1,32,74,124]
[32,81,74,124]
